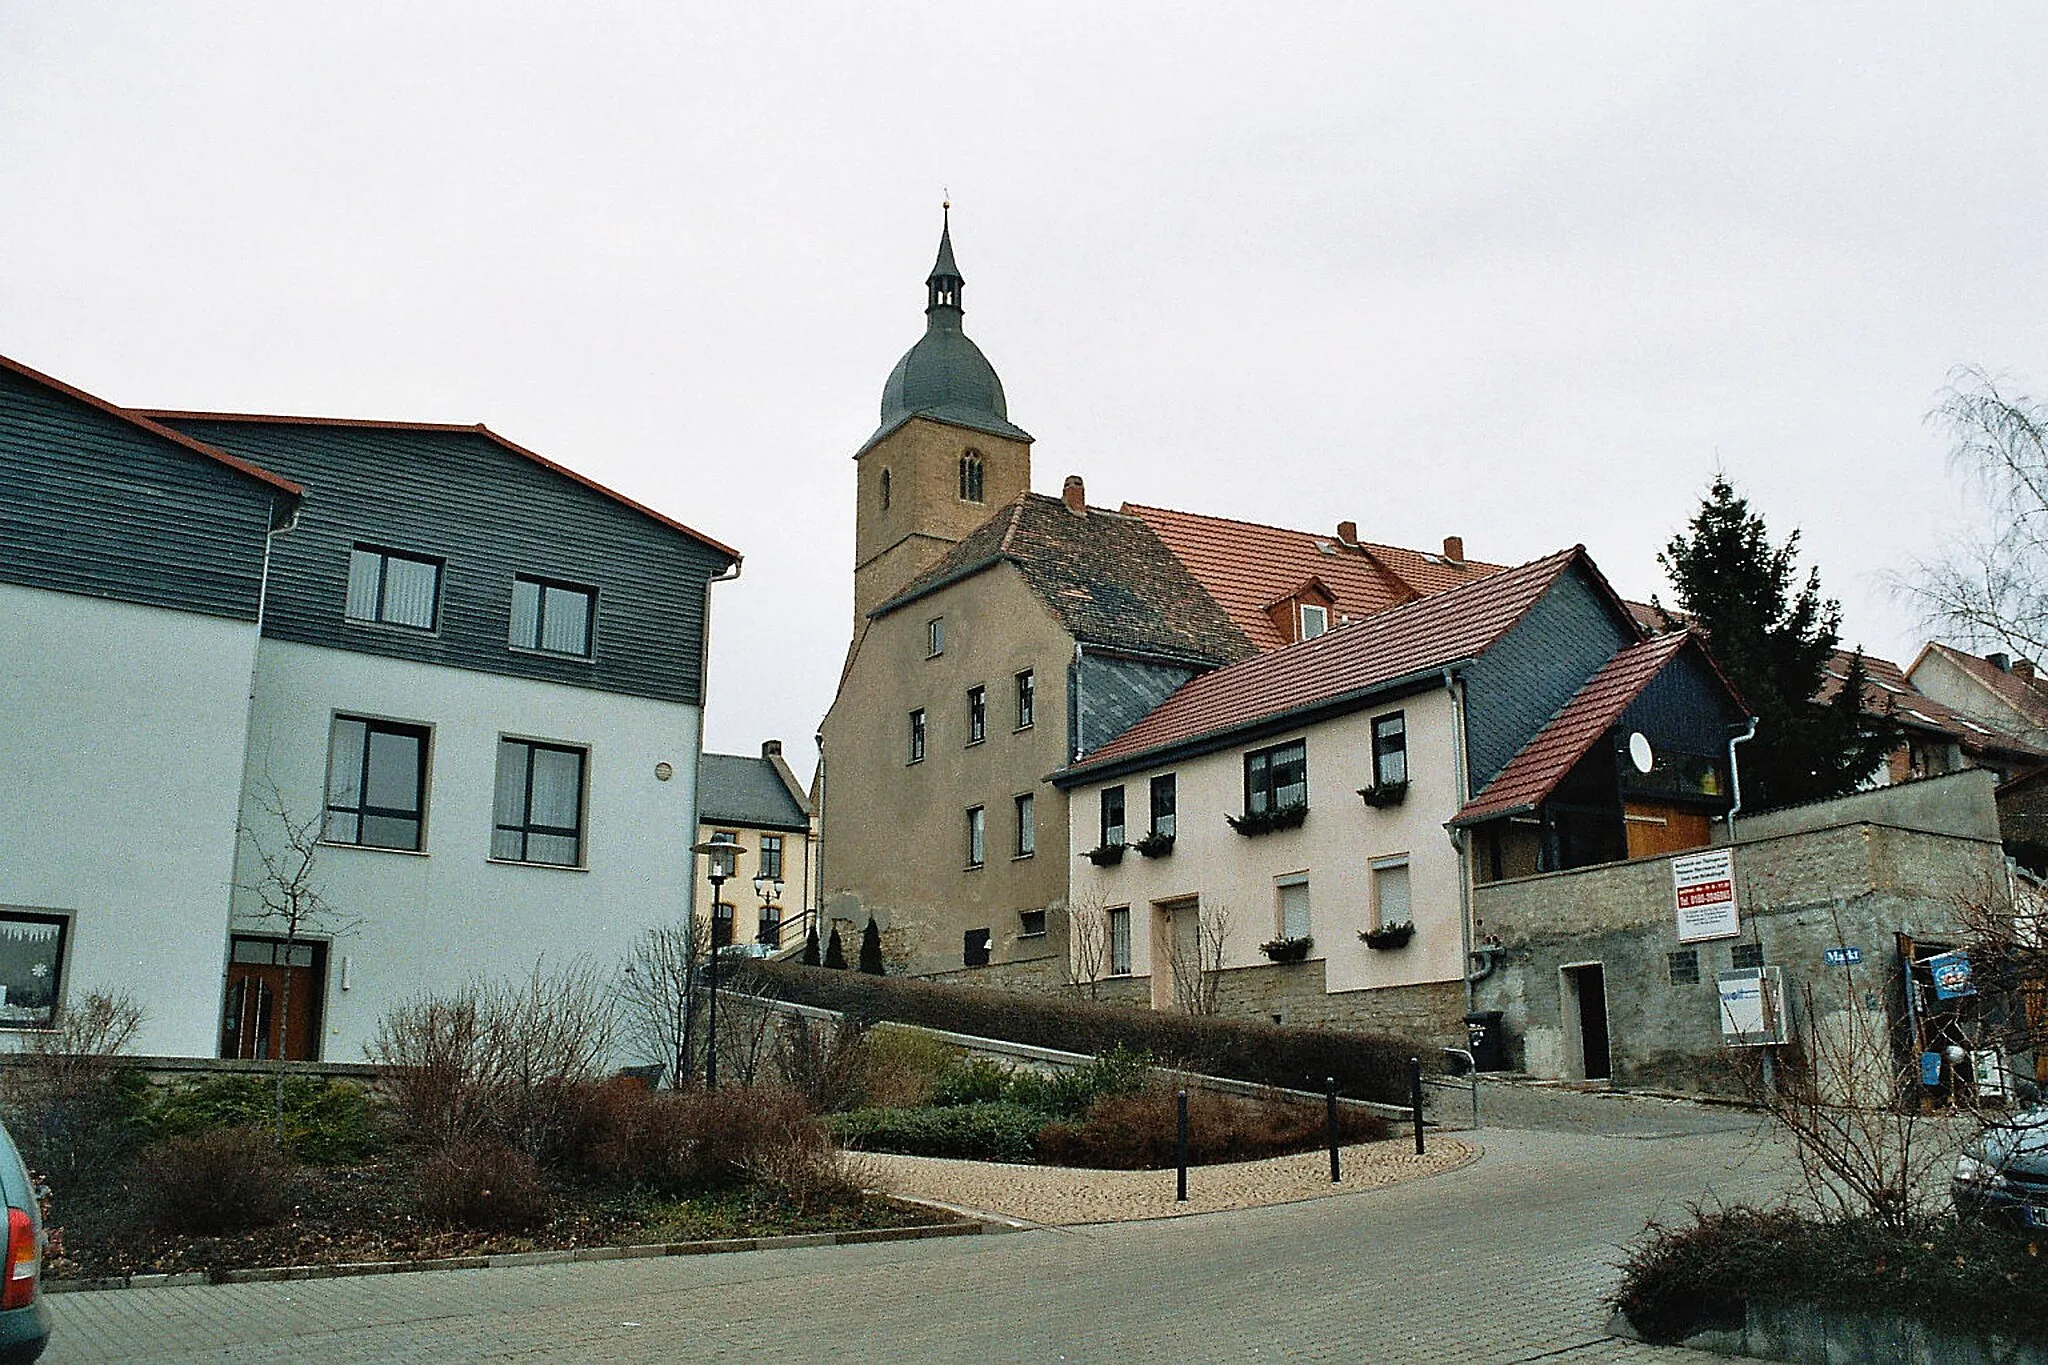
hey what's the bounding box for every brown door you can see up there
[220,938,325,1060]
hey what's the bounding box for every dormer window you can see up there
[959,451,985,503]
[1298,604,1329,641]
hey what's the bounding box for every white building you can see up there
[0,354,740,1060]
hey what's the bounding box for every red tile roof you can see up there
[133,409,740,564]
[1452,630,1701,826]
[0,355,303,499]
[1060,546,1594,781]
[1123,504,1502,651]
[1911,642,2048,735]
[1835,647,2048,762]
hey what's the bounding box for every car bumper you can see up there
[1953,1176,2048,1228]
[0,1297,49,1365]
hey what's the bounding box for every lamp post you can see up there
[691,836,744,1089]
[753,873,785,947]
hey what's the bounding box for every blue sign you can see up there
[1928,949,1975,1000]
[1921,1051,1944,1086]
[1823,946,1863,967]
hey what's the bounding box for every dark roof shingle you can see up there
[698,753,810,832]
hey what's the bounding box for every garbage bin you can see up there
[1464,1010,1506,1072]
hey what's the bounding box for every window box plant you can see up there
[1357,780,1409,809]
[1083,842,1126,867]
[1360,921,1415,951]
[1133,830,1175,858]
[1259,935,1313,963]
[1227,802,1308,837]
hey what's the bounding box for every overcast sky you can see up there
[8,4,2047,780]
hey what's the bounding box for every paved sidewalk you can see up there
[867,1135,1475,1225]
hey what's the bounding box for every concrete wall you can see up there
[0,583,260,1055]
[237,638,701,1061]
[1473,814,2005,1094]
[1728,767,2000,844]
[819,562,1073,976]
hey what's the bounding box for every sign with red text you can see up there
[1673,848,1740,943]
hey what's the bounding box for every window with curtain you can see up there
[1108,907,1131,976]
[492,739,587,866]
[1244,739,1307,815]
[324,716,429,851]
[1372,856,1411,928]
[966,806,985,867]
[1372,712,1408,787]
[346,546,442,630]
[1015,793,1035,857]
[1150,774,1177,837]
[510,576,596,657]
[1100,786,1126,846]
[1016,670,1034,729]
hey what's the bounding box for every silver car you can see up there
[1953,1104,2048,1229]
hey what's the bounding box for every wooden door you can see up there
[220,938,325,1060]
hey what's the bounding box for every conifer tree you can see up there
[802,927,820,966]
[858,919,885,975]
[1657,475,1896,810]
[823,925,848,970]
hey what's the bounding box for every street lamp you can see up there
[753,872,785,947]
[691,836,744,1089]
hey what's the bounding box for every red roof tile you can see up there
[1912,642,2048,735]
[1123,504,1501,651]
[1834,647,2048,761]
[1062,546,1594,779]
[1452,630,1701,826]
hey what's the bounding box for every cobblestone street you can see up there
[48,1087,1792,1364]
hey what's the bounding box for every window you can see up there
[491,738,587,866]
[966,806,985,868]
[1016,670,1035,729]
[1150,774,1177,838]
[908,709,926,763]
[345,546,441,630]
[1019,908,1047,937]
[759,834,784,881]
[1108,907,1132,976]
[1298,603,1329,641]
[1668,949,1701,985]
[1015,793,1035,857]
[927,618,944,657]
[324,716,429,851]
[1372,713,1408,787]
[510,576,595,657]
[1277,877,1311,940]
[712,901,734,949]
[967,686,987,744]
[964,927,992,968]
[0,914,66,1029]
[1101,785,1126,846]
[959,450,985,503]
[1244,739,1307,816]
[1732,942,1766,970]
[757,903,780,947]
[1371,855,1411,928]
[880,468,891,510]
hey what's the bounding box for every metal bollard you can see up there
[1409,1056,1425,1155]
[1176,1089,1189,1202]
[1325,1076,1340,1183]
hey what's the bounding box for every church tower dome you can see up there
[859,206,1033,457]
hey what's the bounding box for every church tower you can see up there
[852,208,1032,625]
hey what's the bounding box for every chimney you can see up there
[761,739,783,759]
[1062,474,1087,516]
[1336,520,1359,546]
[1989,652,2013,672]
[1443,535,1465,564]
[2016,659,2037,682]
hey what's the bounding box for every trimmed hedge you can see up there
[832,1102,1044,1162]
[737,961,1426,1104]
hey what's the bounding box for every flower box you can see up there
[1227,802,1308,837]
[1357,780,1410,809]
[1360,921,1415,951]
[1133,830,1176,858]
[1259,935,1313,963]
[1083,842,1126,867]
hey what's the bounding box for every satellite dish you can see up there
[1628,732,1655,775]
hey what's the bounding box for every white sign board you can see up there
[1718,967,1788,1046]
[1673,848,1740,943]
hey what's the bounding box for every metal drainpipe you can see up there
[1072,642,1085,761]
[1725,716,1759,841]
[1446,667,1476,1014]
[690,559,744,925]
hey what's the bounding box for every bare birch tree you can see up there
[620,920,710,1088]
[1168,900,1233,1016]
[1062,895,1109,1000]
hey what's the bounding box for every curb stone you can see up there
[44,1218,986,1294]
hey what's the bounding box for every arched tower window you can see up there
[880,468,891,510]
[959,450,985,503]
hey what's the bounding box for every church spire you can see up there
[926,201,963,321]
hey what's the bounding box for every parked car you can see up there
[1953,1104,2048,1229]
[0,1121,48,1363]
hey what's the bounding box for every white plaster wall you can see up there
[237,639,701,1061]
[0,582,257,1055]
[1068,687,1465,1002]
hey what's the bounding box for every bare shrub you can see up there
[140,1126,292,1234]
[773,1015,872,1113]
[620,921,708,1088]
[1166,901,1233,1016]
[415,1140,549,1231]
[1035,1086,1389,1169]
[567,1080,833,1196]
[4,988,149,1196]
[369,960,618,1165]
[1062,895,1108,1000]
